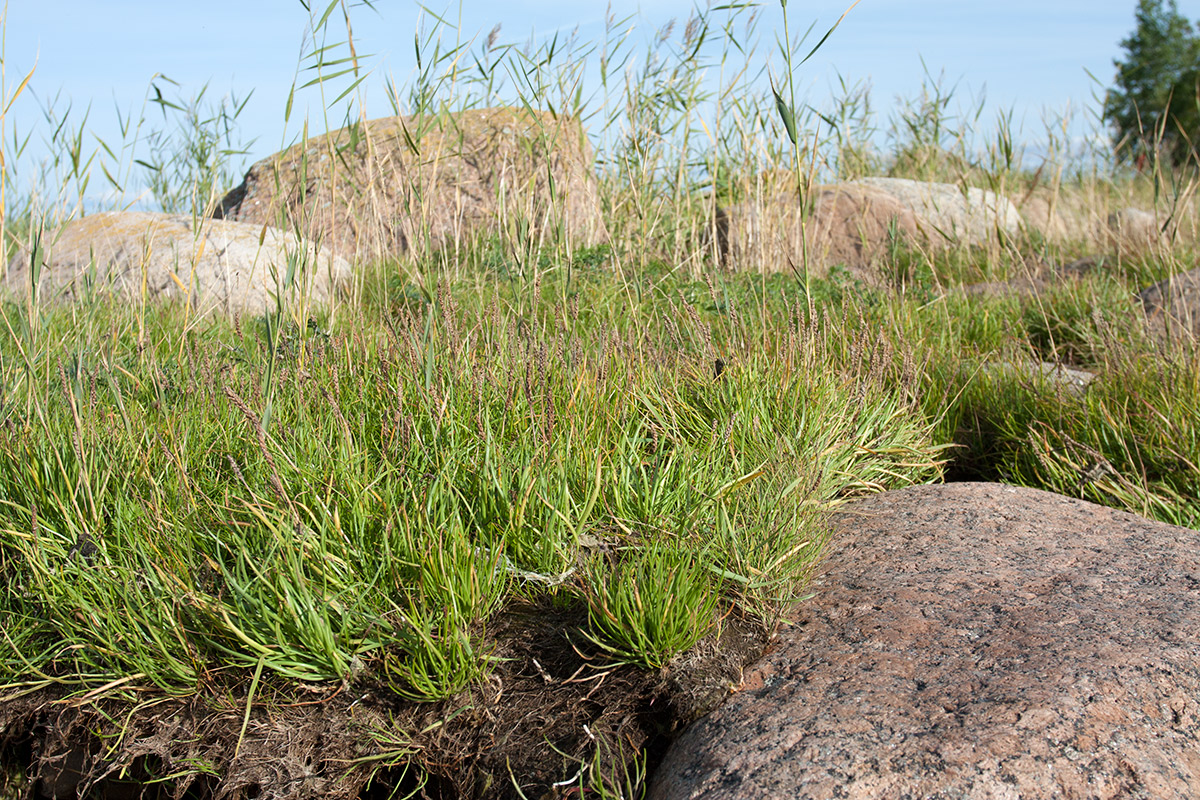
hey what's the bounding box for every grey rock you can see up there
[850,177,1023,245]
[987,360,1097,397]
[3,211,350,318]
[650,483,1200,800]
[1138,266,1200,342]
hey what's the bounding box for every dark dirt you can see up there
[0,595,771,800]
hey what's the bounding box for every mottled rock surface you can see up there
[715,183,924,282]
[851,177,1022,244]
[1108,207,1167,257]
[716,179,1020,280]
[1016,191,1103,245]
[1017,192,1070,241]
[650,483,1200,800]
[1017,199,1168,255]
[3,211,350,318]
[807,184,925,281]
[215,107,608,262]
[986,360,1097,397]
[1138,266,1200,341]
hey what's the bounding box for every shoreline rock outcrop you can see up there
[215,107,609,263]
[650,482,1200,799]
[3,211,350,318]
[716,178,1021,281]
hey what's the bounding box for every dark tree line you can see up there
[1105,0,1200,167]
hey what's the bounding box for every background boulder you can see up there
[1138,266,1200,341]
[215,107,609,263]
[850,177,1022,244]
[3,211,350,318]
[716,179,1021,282]
[1108,207,1168,257]
[715,183,924,284]
[1017,191,1072,241]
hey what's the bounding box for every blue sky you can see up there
[3,1,1198,203]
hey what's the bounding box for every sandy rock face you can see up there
[215,107,608,262]
[716,183,923,283]
[650,482,1200,800]
[1016,191,1103,245]
[850,177,1022,244]
[3,211,350,318]
[1108,207,1167,256]
[716,179,1020,280]
[1018,193,1171,255]
[1138,266,1200,341]
[1017,192,1071,241]
[806,184,926,282]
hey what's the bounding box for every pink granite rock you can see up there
[715,182,926,284]
[650,483,1200,799]
[1138,266,1200,342]
[215,107,608,262]
[1108,207,1167,257]
[715,179,1022,282]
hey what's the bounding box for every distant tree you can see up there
[1104,0,1200,167]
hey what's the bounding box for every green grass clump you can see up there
[583,541,719,670]
[875,248,1200,530]
[0,263,943,703]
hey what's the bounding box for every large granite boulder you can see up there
[1017,191,1071,241]
[1015,190,1101,245]
[215,107,609,262]
[1108,207,1167,257]
[850,177,1022,244]
[716,179,1020,280]
[651,483,1200,799]
[716,183,924,283]
[1138,266,1200,341]
[3,211,350,318]
[1017,192,1170,256]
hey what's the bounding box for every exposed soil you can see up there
[0,596,772,800]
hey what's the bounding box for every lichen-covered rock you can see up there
[1138,266,1200,341]
[3,211,350,318]
[215,107,608,262]
[986,360,1097,397]
[650,483,1200,800]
